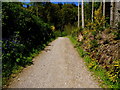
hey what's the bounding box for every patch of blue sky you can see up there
[21,0,79,7]
[50,0,79,6]
[19,0,83,3]
[52,2,78,6]
[19,0,30,7]
[50,0,80,2]
[23,5,27,7]
[19,0,30,2]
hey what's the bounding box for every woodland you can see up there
[2,1,120,88]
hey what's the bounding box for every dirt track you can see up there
[8,37,100,88]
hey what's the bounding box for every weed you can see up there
[69,36,120,88]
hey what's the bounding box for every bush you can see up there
[2,2,55,85]
[113,29,120,40]
[118,22,120,29]
[53,30,61,37]
[90,40,98,49]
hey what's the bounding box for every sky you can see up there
[22,0,79,7]
[52,2,78,6]
[19,0,81,2]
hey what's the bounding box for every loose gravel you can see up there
[8,37,100,88]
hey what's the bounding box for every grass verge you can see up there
[68,36,119,88]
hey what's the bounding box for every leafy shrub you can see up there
[64,23,79,37]
[91,31,97,36]
[86,4,106,32]
[61,31,67,36]
[84,56,91,63]
[118,22,120,29]
[113,29,120,40]
[2,2,55,85]
[53,30,62,37]
[90,40,98,48]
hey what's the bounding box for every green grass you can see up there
[68,36,119,88]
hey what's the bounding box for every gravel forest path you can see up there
[8,37,100,88]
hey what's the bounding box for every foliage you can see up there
[64,23,78,36]
[90,40,98,48]
[94,5,105,29]
[2,1,119,88]
[61,4,77,27]
[51,26,55,31]
[69,3,120,88]
[86,4,106,31]
[2,2,55,85]
[36,3,78,31]
[69,36,120,88]
[118,22,120,29]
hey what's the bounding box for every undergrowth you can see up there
[2,38,55,87]
[2,2,56,87]
[68,36,119,88]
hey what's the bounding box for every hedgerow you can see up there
[2,2,55,85]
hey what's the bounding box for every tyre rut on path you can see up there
[8,37,100,88]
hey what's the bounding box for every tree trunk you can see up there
[110,0,115,27]
[103,0,105,16]
[81,0,84,28]
[78,0,80,28]
[103,0,105,27]
[92,0,94,22]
